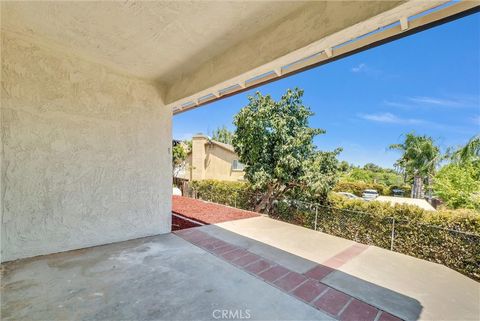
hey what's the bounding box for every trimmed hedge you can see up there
[190,180,480,280]
[191,180,255,210]
[274,195,480,281]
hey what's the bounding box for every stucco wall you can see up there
[1,32,172,262]
[204,145,244,182]
[187,136,244,182]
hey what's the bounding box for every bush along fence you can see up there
[189,180,256,210]
[273,199,480,281]
[188,180,480,281]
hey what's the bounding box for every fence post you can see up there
[390,217,395,251]
[314,206,318,231]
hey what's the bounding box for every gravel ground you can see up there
[172,195,259,225]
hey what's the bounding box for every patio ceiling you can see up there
[1,1,307,81]
[2,1,478,111]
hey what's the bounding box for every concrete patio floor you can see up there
[1,216,479,321]
[1,233,333,321]
[199,217,480,321]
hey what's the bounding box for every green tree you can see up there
[212,126,234,145]
[172,141,187,177]
[233,88,340,212]
[389,133,440,198]
[451,135,480,165]
[300,150,341,202]
[338,161,351,172]
[340,164,403,187]
[363,163,381,172]
[433,162,480,210]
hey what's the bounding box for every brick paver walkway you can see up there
[172,196,259,225]
[175,228,403,321]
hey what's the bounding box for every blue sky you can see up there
[174,13,480,168]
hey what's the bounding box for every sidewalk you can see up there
[196,216,479,321]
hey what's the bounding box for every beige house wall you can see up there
[1,32,172,262]
[204,144,244,182]
[187,136,244,182]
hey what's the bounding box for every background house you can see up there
[184,134,244,182]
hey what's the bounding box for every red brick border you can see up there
[304,243,369,281]
[174,228,402,321]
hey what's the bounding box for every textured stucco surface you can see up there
[1,1,409,104]
[1,1,306,82]
[1,32,172,262]
[188,136,244,182]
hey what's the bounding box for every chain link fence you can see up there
[184,186,480,280]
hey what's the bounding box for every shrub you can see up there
[273,194,480,280]
[191,180,255,210]
[433,162,480,210]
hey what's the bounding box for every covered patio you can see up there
[2,214,478,320]
[1,1,479,320]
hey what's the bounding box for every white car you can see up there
[337,192,360,200]
[362,189,379,201]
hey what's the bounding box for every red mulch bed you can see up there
[171,214,201,231]
[172,195,259,226]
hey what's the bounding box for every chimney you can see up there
[191,134,208,180]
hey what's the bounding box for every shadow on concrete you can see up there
[196,223,423,321]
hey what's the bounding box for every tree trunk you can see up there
[254,185,274,213]
[411,175,424,199]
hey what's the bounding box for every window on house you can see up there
[232,160,245,171]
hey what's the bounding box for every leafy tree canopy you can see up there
[341,167,403,187]
[232,88,340,212]
[172,141,188,176]
[338,161,351,172]
[211,125,234,145]
[450,135,480,166]
[363,163,382,172]
[433,162,480,210]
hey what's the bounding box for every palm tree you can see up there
[389,133,440,198]
[451,135,480,165]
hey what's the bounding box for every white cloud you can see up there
[383,100,412,108]
[358,113,477,135]
[383,95,479,110]
[408,96,464,107]
[359,112,424,125]
[351,63,368,73]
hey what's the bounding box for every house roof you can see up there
[188,137,236,155]
[376,196,436,211]
[209,140,235,153]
